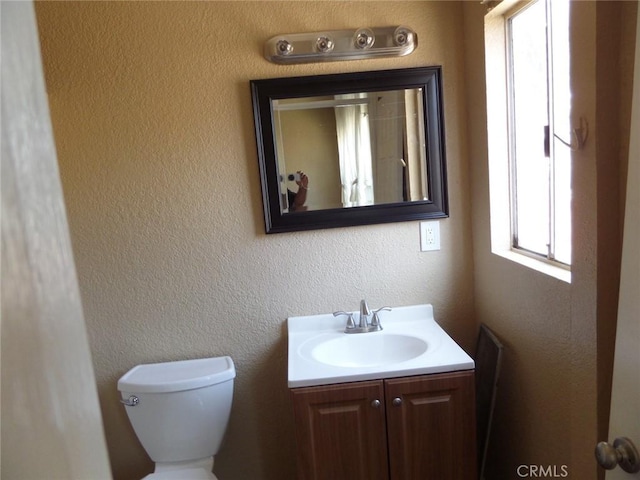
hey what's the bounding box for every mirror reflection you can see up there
[274,89,428,214]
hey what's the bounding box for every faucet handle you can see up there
[370,307,391,329]
[373,306,392,314]
[333,311,356,330]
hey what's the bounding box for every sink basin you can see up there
[287,304,475,388]
[309,333,429,368]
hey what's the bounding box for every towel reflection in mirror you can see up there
[335,94,374,207]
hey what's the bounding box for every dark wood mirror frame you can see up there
[251,66,448,234]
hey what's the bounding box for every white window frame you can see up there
[485,0,571,283]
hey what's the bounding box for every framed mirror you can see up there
[251,66,448,233]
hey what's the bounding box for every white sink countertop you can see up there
[287,304,474,388]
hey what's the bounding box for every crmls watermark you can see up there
[517,465,569,478]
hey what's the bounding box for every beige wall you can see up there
[33,1,636,478]
[464,1,636,479]
[35,2,474,479]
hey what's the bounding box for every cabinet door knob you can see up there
[595,437,640,473]
[392,397,402,407]
[371,399,381,408]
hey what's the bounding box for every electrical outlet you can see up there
[420,221,440,251]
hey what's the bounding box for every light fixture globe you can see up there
[315,36,334,53]
[276,39,293,56]
[354,28,375,49]
[393,26,414,47]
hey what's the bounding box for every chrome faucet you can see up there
[333,300,391,334]
[359,299,371,328]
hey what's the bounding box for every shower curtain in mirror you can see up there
[334,94,374,207]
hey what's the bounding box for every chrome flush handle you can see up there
[120,395,139,407]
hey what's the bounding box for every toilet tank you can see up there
[118,356,235,463]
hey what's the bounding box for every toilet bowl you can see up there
[118,356,235,480]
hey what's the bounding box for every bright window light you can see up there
[506,0,572,267]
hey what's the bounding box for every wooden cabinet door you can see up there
[291,380,389,480]
[385,371,477,480]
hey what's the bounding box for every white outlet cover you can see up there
[420,221,441,251]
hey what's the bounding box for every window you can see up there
[506,0,571,267]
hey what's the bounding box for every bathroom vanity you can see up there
[287,304,477,480]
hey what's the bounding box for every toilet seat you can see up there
[142,467,217,480]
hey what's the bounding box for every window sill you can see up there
[493,249,571,283]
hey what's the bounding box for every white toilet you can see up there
[117,356,236,480]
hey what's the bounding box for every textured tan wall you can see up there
[464,1,635,478]
[35,2,474,479]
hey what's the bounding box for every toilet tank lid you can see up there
[117,356,235,394]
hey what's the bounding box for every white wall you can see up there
[1,2,111,478]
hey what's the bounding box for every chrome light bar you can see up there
[264,26,417,65]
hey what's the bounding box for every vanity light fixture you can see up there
[264,26,417,64]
